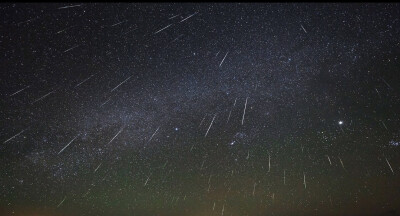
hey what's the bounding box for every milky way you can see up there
[1,3,400,216]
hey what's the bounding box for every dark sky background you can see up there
[1,3,400,216]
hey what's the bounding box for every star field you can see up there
[1,3,400,216]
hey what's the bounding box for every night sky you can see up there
[1,3,400,216]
